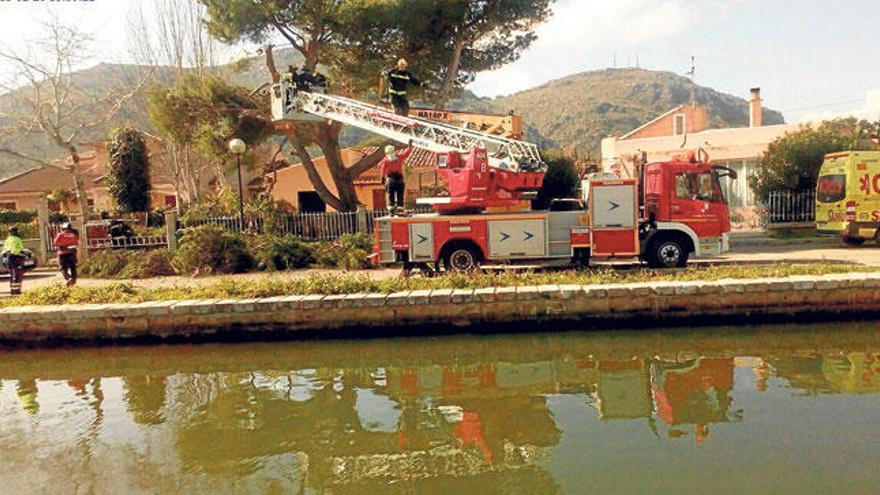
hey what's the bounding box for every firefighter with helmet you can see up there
[383,58,421,116]
[380,141,413,215]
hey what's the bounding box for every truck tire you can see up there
[842,235,865,246]
[647,236,689,268]
[443,246,480,273]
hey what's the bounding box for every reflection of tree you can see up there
[16,379,39,416]
[124,375,168,426]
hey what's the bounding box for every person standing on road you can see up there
[2,226,25,295]
[380,142,413,215]
[383,58,421,116]
[53,222,79,286]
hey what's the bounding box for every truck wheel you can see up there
[647,237,689,268]
[443,246,480,273]
[841,235,865,246]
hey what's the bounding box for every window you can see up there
[0,202,16,211]
[817,175,846,203]
[298,191,326,212]
[673,114,686,136]
[675,172,718,202]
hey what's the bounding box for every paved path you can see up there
[2,240,878,297]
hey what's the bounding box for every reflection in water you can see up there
[1,324,880,493]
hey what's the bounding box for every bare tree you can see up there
[127,0,219,205]
[0,17,153,259]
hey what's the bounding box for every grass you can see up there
[2,262,877,308]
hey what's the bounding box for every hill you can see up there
[1,56,784,181]
[480,68,785,155]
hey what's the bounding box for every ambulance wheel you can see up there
[647,236,689,269]
[443,246,480,273]
[841,235,865,246]
[875,230,880,246]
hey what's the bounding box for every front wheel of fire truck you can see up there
[442,244,481,273]
[646,236,690,269]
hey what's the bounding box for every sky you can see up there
[0,0,878,123]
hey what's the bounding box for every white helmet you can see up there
[384,145,396,155]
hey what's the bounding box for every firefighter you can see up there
[2,226,25,295]
[53,222,79,286]
[380,142,414,215]
[383,58,421,116]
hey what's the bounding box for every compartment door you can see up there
[591,182,639,257]
[488,219,546,258]
[409,222,435,261]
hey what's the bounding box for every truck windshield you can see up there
[817,174,846,203]
[674,172,721,202]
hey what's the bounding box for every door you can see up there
[372,188,387,210]
[590,181,639,257]
[487,219,546,258]
[409,222,434,261]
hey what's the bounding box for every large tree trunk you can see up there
[438,38,466,107]
[67,163,91,262]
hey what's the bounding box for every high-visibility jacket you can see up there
[385,68,421,96]
[2,235,23,255]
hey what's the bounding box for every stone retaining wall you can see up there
[2,272,880,346]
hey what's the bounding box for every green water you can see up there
[1,324,879,494]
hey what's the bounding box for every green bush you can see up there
[172,224,254,275]
[314,233,374,270]
[0,210,37,224]
[48,212,69,224]
[251,234,316,271]
[80,251,132,279]
[118,250,176,279]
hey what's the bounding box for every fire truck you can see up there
[271,80,733,273]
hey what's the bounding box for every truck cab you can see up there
[639,159,733,267]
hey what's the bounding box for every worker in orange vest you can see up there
[53,222,79,286]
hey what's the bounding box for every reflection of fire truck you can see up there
[271,81,733,272]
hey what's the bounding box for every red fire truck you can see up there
[374,150,734,273]
[269,81,733,273]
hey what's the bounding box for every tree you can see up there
[107,127,152,213]
[196,0,554,210]
[128,0,218,205]
[46,188,75,213]
[750,118,880,200]
[532,152,578,209]
[0,18,152,259]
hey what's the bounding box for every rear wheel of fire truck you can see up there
[646,235,690,269]
[841,235,865,246]
[442,243,481,273]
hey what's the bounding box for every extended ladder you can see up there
[270,82,544,171]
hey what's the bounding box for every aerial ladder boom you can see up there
[271,82,543,171]
[270,80,546,213]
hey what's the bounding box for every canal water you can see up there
[1,323,879,494]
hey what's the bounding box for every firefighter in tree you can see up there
[382,58,421,116]
[380,142,414,215]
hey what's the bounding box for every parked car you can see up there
[0,248,38,275]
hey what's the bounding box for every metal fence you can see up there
[45,223,169,253]
[766,189,816,226]
[184,207,433,241]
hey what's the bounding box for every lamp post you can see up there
[228,138,247,231]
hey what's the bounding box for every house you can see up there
[265,146,441,212]
[0,134,180,212]
[601,88,800,208]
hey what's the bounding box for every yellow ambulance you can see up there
[815,151,880,244]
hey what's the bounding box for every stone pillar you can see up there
[165,210,179,252]
[36,197,49,265]
[356,205,368,233]
[74,214,88,263]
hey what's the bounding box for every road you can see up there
[2,240,878,297]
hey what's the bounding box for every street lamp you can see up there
[228,138,247,231]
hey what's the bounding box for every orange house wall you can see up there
[625,105,709,140]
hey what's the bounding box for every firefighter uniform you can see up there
[2,229,25,295]
[385,66,421,116]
